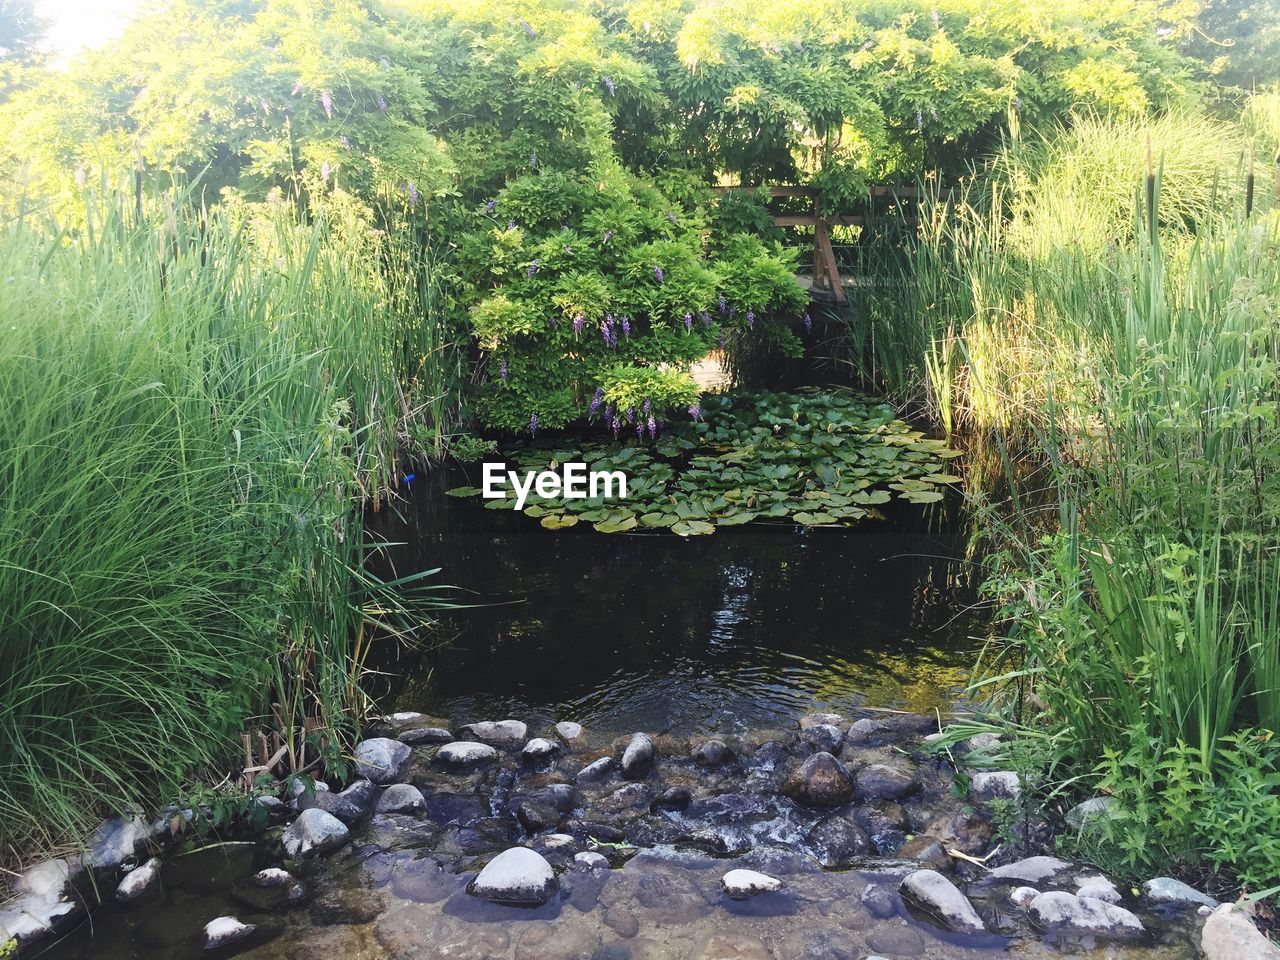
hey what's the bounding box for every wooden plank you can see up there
[771,214,867,227]
[812,221,847,305]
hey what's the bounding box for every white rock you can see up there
[16,859,74,902]
[621,733,655,779]
[522,737,560,762]
[436,740,499,769]
[203,916,255,951]
[1076,875,1122,904]
[554,721,584,743]
[115,858,161,903]
[1142,876,1218,909]
[281,808,350,859]
[1065,795,1116,830]
[721,869,784,900]
[1010,886,1040,908]
[459,719,528,746]
[574,852,609,870]
[376,783,426,814]
[1202,903,1280,960]
[970,770,1021,804]
[901,869,987,934]
[1029,891,1145,940]
[252,868,295,888]
[968,733,1002,749]
[353,737,411,784]
[576,756,617,782]
[83,814,149,870]
[469,847,557,906]
[987,855,1073,883]
[540,834,576,849]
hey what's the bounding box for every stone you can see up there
[353,738,411,784]
[435,740,499,770]
[799,723,844,755]
[574,851,609,870]
[1076,876,1122,904]
[576,756,617,781]
[967,732,1002,749]
[598,782,652,813]
[697,932,774,960]
[517,800,560,834]
[398,726,453,745]
[780,752,854,808]
[1142,876,1218,909]
[337,779,380,817]
[897,834,952,871]
[17,859,75,902]
[901,869,986,934]
[1010,886,1039,908]
[621,733,656,779]
[458,719,528,746]
[685,792,769,822]
[84,814,149,870]
[859,883,897,918]
[693,738,734,768]
[651,786,693,811]
[253,867,295,887]
[0,897,80,944]
[1202,903,1280,960]
[1065,795,1117,830]
[469,847,558,906]
[970,770,1021,805]
[1028,891,1145,940]
[203,916,255,951]
[309,887,383,925]
[376,783,426,814]
[721,869,783,900]
[854,763,921,802]
[799,712,846,730]
[987,855,1073,884]
[115,858,161,903]
[282,808,350,859]
[846,718,889,743]
[554,721,585,744]
[298,780,378,824]
[603,904,640,938]
[522,737,560,763]
[804,815,872,868]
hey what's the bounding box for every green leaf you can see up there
[445,486,483,497]
[671,519,715,537]
[540,514,580,529]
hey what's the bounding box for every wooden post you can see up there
[1246,144,1255,218]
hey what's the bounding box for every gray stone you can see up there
[16,859,75,902]
[469,847,558,906]
[1065,795,1117,830]
[435,740,499,770]
[799,723,844,755]
[967,733,1002,749]
[651,786,693,811]
[354,737,411,784]
[846,718,889,743]
[203,916,255,951]
[970,770,1021,804]
[901,869,986,934]
[522,737,560,762]
[554,721,584,744]
[780,752,854,808]
[598,782,651,813]
[854,763,921,802]
[574,851,609,870]
[398,726,453,745]
[459,719,528,746]
[0,895,80,944]
[576,756,617,782]
[1202,903,1280,960]
[1010,886,1039,908]
[799,712,846,730]
[859,883,897,918]
[282,808,350,859]
[805,815,872,868]
[336,779,381,818]
[115,858,161,903]
[693,738,734,768]
[376,783,426,814]
[621,733,656,779]
[1076,876,1122,904]
[721,869,783,900]
[1028,891,1145,940]
[84,814,149,870]
[252,868,295,887]
[987,855,1073,883]
[1142,876,1218,909]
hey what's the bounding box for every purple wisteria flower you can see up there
[717,334,726,348]
[718,295,727,315]
[729,306,736,319]
[684,312,693,332]
[529,413,538,435]
[803,312,813,332]
[688,404,702,421]
[549,315,559,329]
[665,211,676,224]
[654,266,664,282]
[321,161,330,183]
[572,313,584,334]
[916,108,924,130]
[507,220,516,230]
[642,398,651,415]
[647,416,657,439]
[377,94,388,113]
[746,310,755,328]
[621,315,631,337]
[485,199,496,212]
[611,416,621,438]
[527,259,539,277]
[603,229,613,242]
[499,357,508,380]
[625,406,635,423]
[321,90,333,118]
[701,312,712,326]
[408,182,419,209]
[530,153,539,170]
[589,387,605,413]
[636,422,644,438]
[603,75,615,96]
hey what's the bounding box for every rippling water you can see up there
[368,466,986,734]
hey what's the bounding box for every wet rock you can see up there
[697,932,774,960]
[1202,903,1280,960]
[799,712,846,730]
[231,868,308,912]
[1065,795,1117,830]
[84,813,149,870]
[298,780,377,824]
[942,812,993,857]
[805,815,872,867]
[517,799,561,833]
[603,904,640,938]
[282,808,350,859]
[567,819,625,843]
[599,782,652,813]
[1029,891,1144,940]
[686,791,770,822]
[621,733,656,779]
[0,897,80,946]
[800,723,844,755]
[554,721,585,745]
[17,858,76,901]
[398,726,453,746]
[859,883,897,919]
[469,847,557,906]
[1010,886,1039,908]
[577,756,618,782]
[751,740,789,771]
[987,855,1072,884]
[309,887,383,925]
[897,834,952,871]
[692,738,734,768]
[354,738,411,784]
[721,868,783,900]
[681,826,752,856]
[115,858,161,903]
[420,790,486,826]
[651,786,693,811]
[970,771,1020,805]
[1077,876,1121,904]
[901,869,986,934]
[458,719,528,747]
[202,916,255,951]
[855,763,921,802]
[382,711,448,734]
[522,737,560,763]
[575,851,609,870]
[336,779,380,818]
[1143,876,1217,908]
[865,926,926,957]
[781,752,855,808]
[376,783,425,814]
[389,856,453,903]
[514,920,598,960]
[854,804,909,853]
[846,718,889,743]
[435,740,498,770]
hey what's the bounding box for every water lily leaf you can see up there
[445,486,483,497]
[794,511,837,526]
[923,472,961,483]
[671,519,715,537]
[902,490,945,504]
[540,514,579,529]
[521,504,547,517]
[640,512,676,528]
[851,490,891,505]
[715,511,758,526]
[484,498,514,510]
[594,516,638,533]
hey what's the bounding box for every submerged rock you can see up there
[115,858,161,904]
[398,726,453,746]
[1143,876,1218,909]
[468,847,558,906]
[846,718,889,743]
[692,738,734,768]
[805,815,872,868]
[554,721,585,744]
[435,740,498,770]
[780,752,854,808]
[901,869,987,934]
[651,786,693,811]
[282,808,350,859]
[987,855,1073,884]
[1028,891,1145,940]
[458,719,528,747]
[1202,903,1280,960]
[721,869,783,900]
[353,738,411,784]
[799,723,844,755]
[621,733,656,779]
[376,784,426,814]
[854,763,921,802]
[576,756,617,782]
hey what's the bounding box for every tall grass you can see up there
[0,189,453,857]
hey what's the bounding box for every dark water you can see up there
[368,465,986,735]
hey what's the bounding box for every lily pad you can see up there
[540,514,579,529]
[671,519,715,537]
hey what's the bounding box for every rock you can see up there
[860,883,897,919]
[1076,876,1121,904]
[799,712,846,730]
[846,718,889,743]
[1028,891,1145,940]
[0,896,80,944]
[522,738,560,763]
[651,786,693,811]
[987,855,1073,884]
[968,732,1002,749]
[721,869,783,900]
[282,808,350,859]
[970,770,1021,805]
[353,738,411,784]
[897,834,952,871]
[253,867,295,887]
[692,738,734,768]
[203,916,255,951]
[554,721,585,745]
[376,784,425,814]
[84,814,149,870]
[1202,903,1280,960]
[309,886,384,925]
[603,904,640,938]
[469,847,558,906]
[598,782,651,813]
[854,763,921,802]
[621,733,656,779]
[458,719,528,747]
[943,812,994,857]
[299,779,378,824]
[901,869,986,934]
[116,858,161,903]
[516,800,560,834]
[398,726,453,746]
[805,815,872,868]
[1010,886,1039,908]
[799,723,844,755]
[435,741,498,770]
[1142,876,1217,908]
[697,932,774,960]
[780,752,854,808]
[574,852,609,870]
[685,792,769,822]
[17,859,75,901]
[576,756,617,782]
[1065,795,1117,830]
